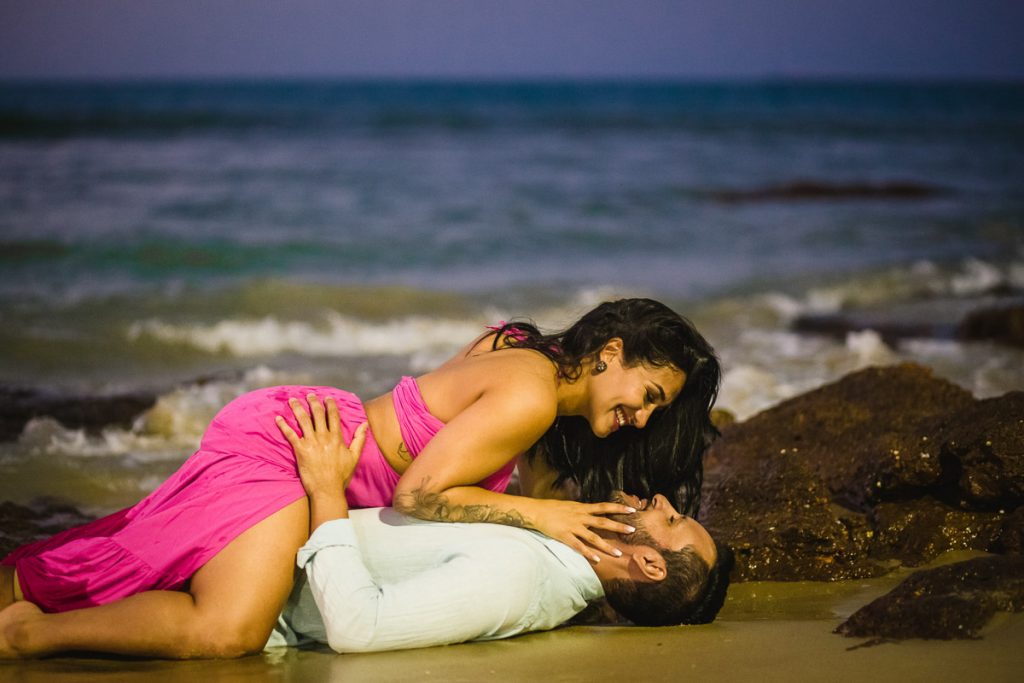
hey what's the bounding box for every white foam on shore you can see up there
[715,328,901,420]
[127,312,485,357]
[950,258,1005,296]
[756,257,1024,323]
[17,417,193,461]
[13,365,311,462]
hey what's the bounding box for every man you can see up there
[267,487,732,653]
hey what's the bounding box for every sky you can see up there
[1,0,1023,81]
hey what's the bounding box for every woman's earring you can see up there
[593,360,608,375]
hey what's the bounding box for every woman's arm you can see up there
[394,483,633,564]
[391,377,634,562]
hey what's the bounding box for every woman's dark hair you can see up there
[495,298,721,516]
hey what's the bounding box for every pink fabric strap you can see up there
[392,376,445,455]
[486,321,529,342]
[392,375,516,493]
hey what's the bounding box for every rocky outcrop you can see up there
[791,299,1024,349]
[706,181,946,203]
[835,555,1024,640]
[0,386,157,442]
[868,499,1006,566]
[0,499,95,558]
[935,393,1024,507]
[957,303,1024,348]
[791,313,954,346]
[702,363,1023,582]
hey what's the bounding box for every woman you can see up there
[1,298,720,658]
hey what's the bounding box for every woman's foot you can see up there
[0,600,44,658]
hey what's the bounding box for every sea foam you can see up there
[127,312,485,357]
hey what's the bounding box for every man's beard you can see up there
[608,492,659,548]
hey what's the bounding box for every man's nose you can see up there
[653,493,678,514]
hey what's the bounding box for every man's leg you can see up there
[0,498,307,659]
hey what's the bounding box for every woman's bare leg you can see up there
[0,498,308,659]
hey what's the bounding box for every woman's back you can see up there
[365,333,558,476]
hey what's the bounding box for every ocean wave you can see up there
[17,416,192,460]
[761,257,1024,321]
[127,312,486,357]
[12,365,307,461]
[716,328,899,420]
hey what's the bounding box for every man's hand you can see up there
[277,393,368,531]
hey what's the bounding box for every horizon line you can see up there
[2,73,1023,87]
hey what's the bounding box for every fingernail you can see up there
[626,526,636,533]
[592,555,601,563]
[613,549,623,557]
[625,507,636,513]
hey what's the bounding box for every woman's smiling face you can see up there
[585,339,686,438]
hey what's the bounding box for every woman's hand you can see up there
[276,394,368,498]
[528,499,637,564]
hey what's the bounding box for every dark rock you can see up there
[791,313,954,346]
[707,180,947,203]
[0,499,95,558]
[702,453,879,581]
[994,507,1024,555]
[936,392,1024,508]
[957,304,1024,347]
[0,385,157,442]
[835,555,1024,640]
[702,363,1022,581]
[869,498,1005,566]
[708,364,972,512]
[792,297,1024,349]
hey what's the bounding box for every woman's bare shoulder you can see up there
[418,348,557,422]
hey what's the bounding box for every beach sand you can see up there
[3,554,1021,683]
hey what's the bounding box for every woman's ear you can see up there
[601,337,624,363]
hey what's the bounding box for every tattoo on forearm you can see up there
[395,478,529,528]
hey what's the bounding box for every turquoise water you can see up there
[3,81,1022,301]
[1,80,1022,510]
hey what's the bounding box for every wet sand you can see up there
[3,557,1021,683]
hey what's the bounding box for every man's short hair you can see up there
[604,538,734,626]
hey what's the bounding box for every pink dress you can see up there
[2,377,516,613]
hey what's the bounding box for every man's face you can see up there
[611,491,717,566]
